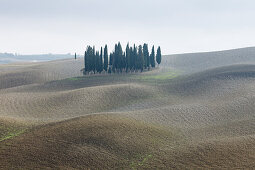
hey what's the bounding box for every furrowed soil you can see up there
[0,51,255,169]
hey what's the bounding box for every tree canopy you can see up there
[156,46,162,65]
[83,42,162,75]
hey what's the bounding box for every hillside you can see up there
[0,48,255,169]
[0,58,83,89]
[0,53,76,64]
[163,47,255,73]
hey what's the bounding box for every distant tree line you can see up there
[83,42,161,75]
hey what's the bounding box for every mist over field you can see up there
[0,53,75,64]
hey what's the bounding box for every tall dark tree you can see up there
[92,46,96,73]
[133,44,138,71]
[104,45,108,72]
[109,53,113,66]
[113,44,118,72]
[84,46,94,74]
[110,52,116,73]
[95,51,100,73]
[75,53,77,60]
[143,44,149,69]
[84,51,87,74]
[99,47,103,73]
[117,42,124,72]
[150,46,156,68]
[138,45,144,72]
[129,47,134,71]
[156,46,162,66]
[125,43,130,72]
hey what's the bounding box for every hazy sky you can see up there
[0,0,255,55]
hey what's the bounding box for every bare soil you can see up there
[0,58,255,169]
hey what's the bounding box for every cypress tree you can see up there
[138,45,144,72]
[89,46,95,73]
[117,42,123,72]
[104,45,108,72]
[99,47,103,73]
[129,47,134,71]
[84,51,87,74]
[95,51,100,73]
[111,52,116,73]
[143,44,149,69]
[125,43,130,72]
[88,47,92,73]
[150,46,155,68]
[122,52,126,72]
[109,53,113,66]
[92,46,96,73]
[86,48,89,73]
[156,46,162,66]
[89,46,93,73]
[114,44,118,72]
[85,46,93,73]
[75,53,77,60]
[133,44,138,71]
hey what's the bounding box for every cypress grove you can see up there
[83,42,161,75]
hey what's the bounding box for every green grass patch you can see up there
[66,77,81,81]
[134,71,178,82]
[130,154,153,169]
[0,129,26,142]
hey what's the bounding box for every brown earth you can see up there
[0,58,255,169]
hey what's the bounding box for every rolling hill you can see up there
[0,47,255,169]
[164,46,255,73]
[0,53,76,64]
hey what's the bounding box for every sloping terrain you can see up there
[0,49,255,169]
[0,83,156,122]
[0,53,75,64]
[0,114,179,169]
[164,46,255,73]
[0,58,83,89]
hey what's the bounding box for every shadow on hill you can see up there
[164,64,255,96]
[0,114,178,169]
[164,47,255,73]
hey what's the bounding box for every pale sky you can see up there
[0,0,255,55]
